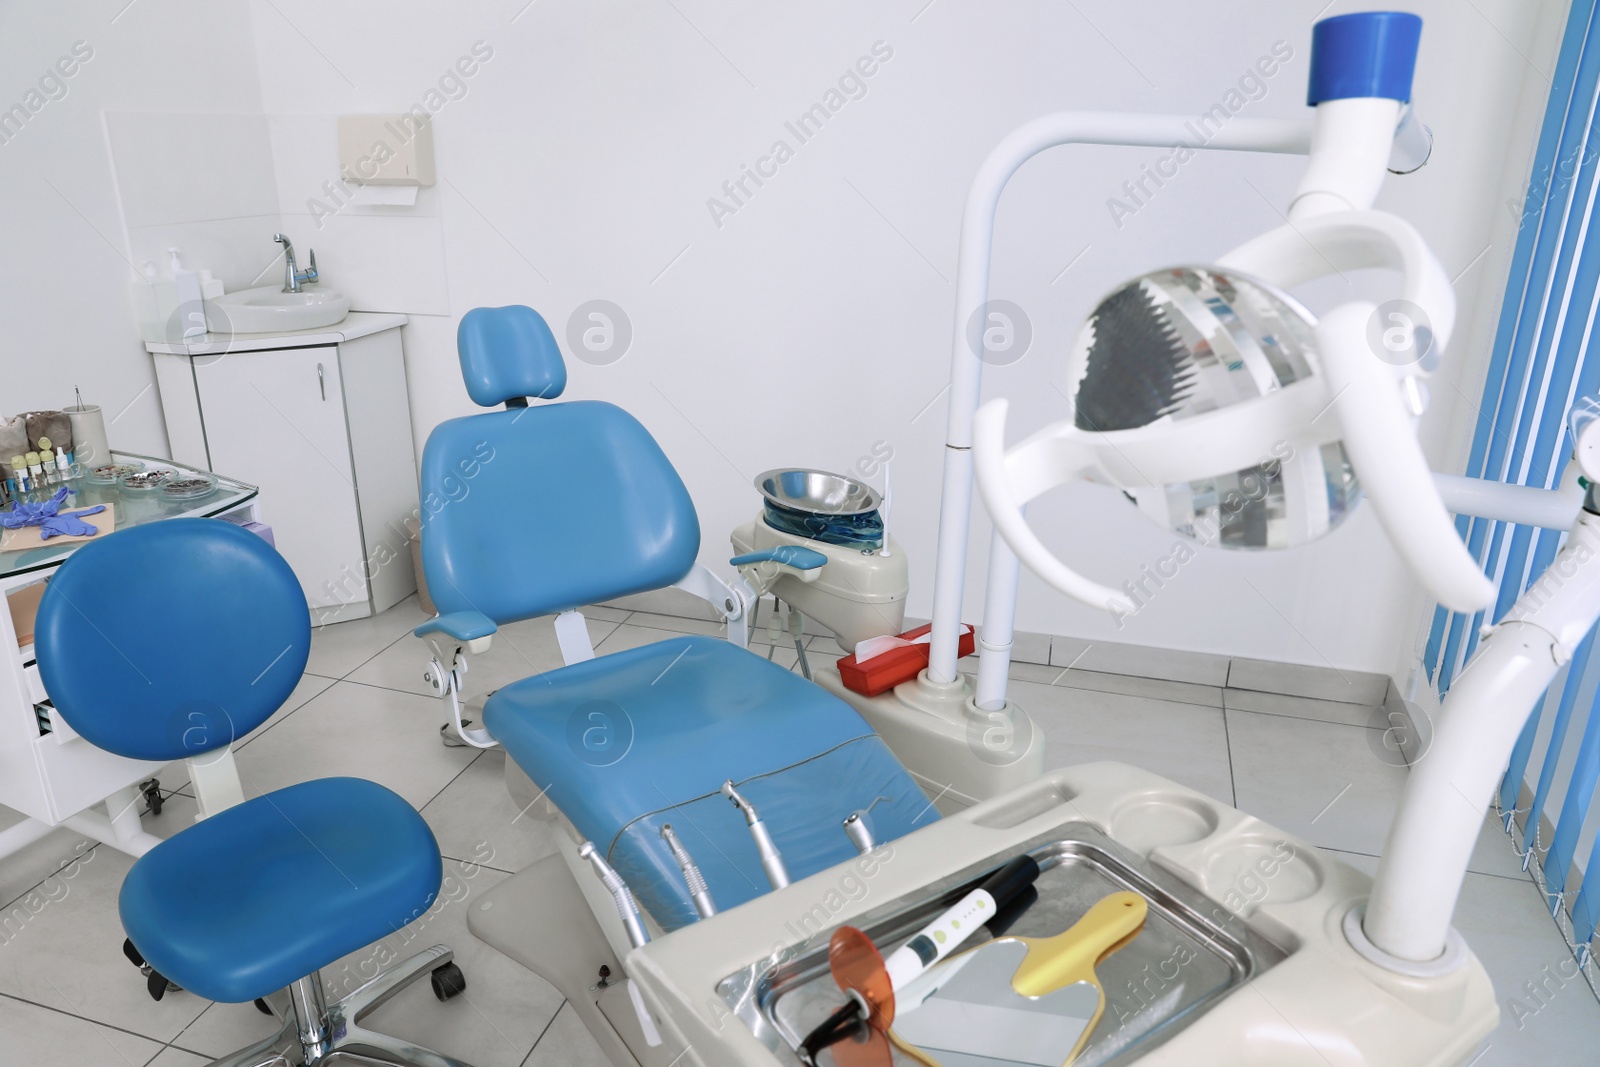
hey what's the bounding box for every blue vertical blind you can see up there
[1424,0,1600,947]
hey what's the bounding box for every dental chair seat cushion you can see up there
[484,635,938,931]
[119,777,444,1004]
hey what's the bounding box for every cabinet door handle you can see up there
[317,362,326,401]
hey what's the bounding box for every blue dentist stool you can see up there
[35,519,478,1067]
[416,306,937,937]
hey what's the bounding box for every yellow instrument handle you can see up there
[1010,891,1147,997]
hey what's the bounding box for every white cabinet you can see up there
[195,345,365,613]
[150,314,418,622]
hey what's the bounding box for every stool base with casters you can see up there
[215,946,469,1067]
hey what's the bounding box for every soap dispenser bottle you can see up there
[168,248,208,340]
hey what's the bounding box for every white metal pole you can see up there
[927,114,1313,683]
[1365,508,1600,962]
[975,510,1024,711]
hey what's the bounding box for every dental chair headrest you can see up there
[457,305,567,407]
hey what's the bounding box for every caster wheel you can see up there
[254,998,274,1016]
[139,778,163,816]
[123,938,145,968]
[430,961,466,1001]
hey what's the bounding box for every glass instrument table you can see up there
[0,453,260,865]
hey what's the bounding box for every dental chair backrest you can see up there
[420,305,701,623]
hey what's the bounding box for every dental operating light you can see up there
[961,10,1592,977]
[973,178,1494,618]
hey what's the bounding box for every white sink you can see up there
[205,286,350,334]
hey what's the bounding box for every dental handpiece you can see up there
[578,841,650,950]
[721,780,790,889]
[661,824,717,919]
[842,811,875,854]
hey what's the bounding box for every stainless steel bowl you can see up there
[754,468,880,516]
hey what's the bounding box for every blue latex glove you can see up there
[0,488,72,528]
[39,506,105,539]
[1,487,105,539]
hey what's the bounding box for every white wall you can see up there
[244,0,1560,675]
[104,110,282,296]
[1,1,1561,677]
[0,1,266,459]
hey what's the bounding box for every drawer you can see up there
[23,661,46,705]
[24,662,79,744]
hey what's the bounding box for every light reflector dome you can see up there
[1069,266,1361,549]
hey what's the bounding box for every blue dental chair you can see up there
[416,305,937,933]
[35,519,477,1067]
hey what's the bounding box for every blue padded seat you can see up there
[120,777,443,1004]
[484,636,936,931]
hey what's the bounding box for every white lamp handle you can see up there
[1315,303,1494,612]
[1220,210,1456,356]
[973,398,1136,614]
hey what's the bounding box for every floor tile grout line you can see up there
[1020,672,1229,712]
[163,999,262,1062]
[229,674,341,754]
[159,1001,221,1064]
[307,598,428,684]
[1222,687,1379,710]
[1316,845,1538,884]
[332,623,426,683]
[1039,677,1225,711]
[155,1040,222,1062]
[439,856,518,877]
[332,676,447,702]
[0,987,205,1053]
[519,998,572,1066]
[420,747,488,813]
[0,837,104,916]
[1223,704,1388,733]
[1220,706,1238,809]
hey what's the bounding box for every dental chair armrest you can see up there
[415,611,497,654]
[730,546,827,571]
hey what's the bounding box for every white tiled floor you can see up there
[2,596,1596,1065]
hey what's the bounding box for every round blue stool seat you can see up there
[119,777,444,1004]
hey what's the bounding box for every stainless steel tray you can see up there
[717,822,1288,1065]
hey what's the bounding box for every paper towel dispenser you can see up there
[338,113,436,191]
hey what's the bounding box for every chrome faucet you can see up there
[273,233,318,293]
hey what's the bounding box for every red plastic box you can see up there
[837,623,975,697]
